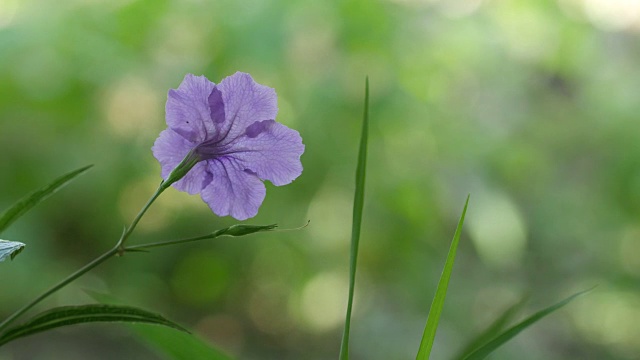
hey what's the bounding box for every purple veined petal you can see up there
[214,72,278,146]
[154,72,303,220]
[166,74,218,143]
[226,120,304,186]
[173,161,213,195]
[200,157,267,220]
[208,86,225,124]
[152,129,213,195]
[152,129,194,179]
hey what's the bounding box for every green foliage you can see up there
[87,290,232,360]
[0,0,635,357]
[462,289,593,360]
[0,304,187,346]
[454,295,529,359]
[339,77,369,360]
[0,165,93,235]
[416,195,470,360]
[132,325,232,360]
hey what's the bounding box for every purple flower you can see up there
[152,72,304,220]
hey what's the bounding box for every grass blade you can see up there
[0,165,93,234]
[86,290,232,360]
[132,324,233,360]
[416,195,470,360]
[0,304,187,346]
[463,288,593,360]
[454,295,529,359]
[339,77,370,360]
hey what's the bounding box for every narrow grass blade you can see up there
[416,195,470,360]
[0,304,187,346]
[463,288,593,360]
[339,77,370,360]
[0,165,93,234]
[454,295,529,360]
[86,290,232,359]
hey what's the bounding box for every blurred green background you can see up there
[1,0,640,359]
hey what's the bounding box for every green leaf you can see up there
[416,195,470,360]
[132,324,233,360]
[86,290,232,360]
[0,304,187,346]
[454,295,529,360]
[462,288,593,360]
[0,240,26,262]
[0,165,93,234]
[339,77,370,360]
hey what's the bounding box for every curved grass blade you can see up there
[416,195,470,360]
[463,288,593,360]
[339,77,370,360]
[0,240,26,262]
[132,323,233,360]
[0,165,93,234]
[454,295,529,360]
[0,304,187,346]
[86,290,232,360]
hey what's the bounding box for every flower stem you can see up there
[125,234,213,251]
[0,246,118,332]
[0,182,168,333]
[124,223,280,252]
[116,181,167,251]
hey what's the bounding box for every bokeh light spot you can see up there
[583,0,640,31]
[298,271,348,332]
[306,184,352,252]
[103,76,161,139]
[152,12,211,73]
[572,290,640,357]
[438,0,483,19]
[494,2,560,62]
[467,190,527,268]
[0,0,20,29]
[619,226,640,276]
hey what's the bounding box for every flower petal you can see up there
[215,72,278,145]
[200,157,266,220]
[166,74,217,143]
[152,129,193,178]
[227,120,304,186]
[174,161,213,195]
[152,129,211,194]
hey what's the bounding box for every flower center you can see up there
[194,139,231,161]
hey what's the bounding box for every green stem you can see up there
[125,234,214,251]
[125,223,281,252]
[0,182,168,333]
[0,246,118,332]
[117,181,167,250]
